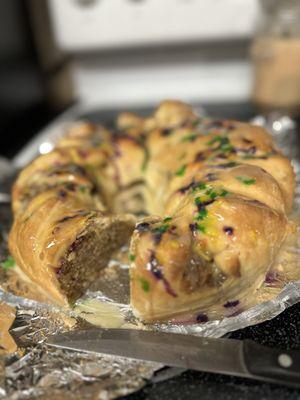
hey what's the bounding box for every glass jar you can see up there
[252,0,300,115]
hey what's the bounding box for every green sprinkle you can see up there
[1,256,15,270]
[196,223,206,233]
[78,185,87,193]
[175,165,186,177]
[195,187,229,202]
[236,176,256,185]
[208,190,218,200]
[198,182,207,190]
[241,154,256,160]
[139,277,150,292]
[155,224,170,234]
[220,189,229,197]
[196,208,208,220]
[141,147,150,172]
[181,133,197,142]
[207,136,234,153]
[205,188,217,199]
[207,135,223,146]
[220,143,234,153]
[194,197,202,206]
[128,253,136,262]
[163,216,172,223]
[192,182,207,192]
[197,182,207,190]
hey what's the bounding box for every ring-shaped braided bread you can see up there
[9,101,295,321]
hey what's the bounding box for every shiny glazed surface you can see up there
[9,101,296,321]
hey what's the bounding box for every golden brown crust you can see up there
[0,303,17,354]
[9,101,295,320]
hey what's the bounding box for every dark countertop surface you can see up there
[126,302,300,400]
[2,101,300,400]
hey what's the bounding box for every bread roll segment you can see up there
[9,100,295,321]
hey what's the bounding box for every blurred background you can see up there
[0,0,299,158]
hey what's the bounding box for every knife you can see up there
[47,328,300,388]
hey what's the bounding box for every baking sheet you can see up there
[1,106,300,399]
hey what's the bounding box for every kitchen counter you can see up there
[125,302,300,400]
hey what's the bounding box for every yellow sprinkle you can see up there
[249,230,257,241]
[169,240,180,249]
[205,226,219,238]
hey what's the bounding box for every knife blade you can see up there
[47,328,300,388]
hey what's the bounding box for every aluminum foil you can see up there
[1,111,300,399]
[0,305,162,400]
[3,346,160,400]
[71,218,300,337]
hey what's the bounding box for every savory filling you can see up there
[56,219,134,303]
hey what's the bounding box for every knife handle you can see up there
[243,340,300,387]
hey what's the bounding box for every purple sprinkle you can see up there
[136,222,151,232]
[149,253,163,279]
[148,252,177,297]
[161,128,172,136]
[224,300,239,308]
[196,313,209,323]
[265,270,280,286]
[152,266,163,279]
[178,180,196,194]
[248,146,256,154]
[153,232,162,245]
[58,190,67,199]
[189,223,198,233]
[206,120,224,129]
[223,226,234,235]
[197,200,214,212]
[55,267,63,276]
[205,173,217,182]
[179,180,214,194]
[163,279,178,298]
[194,152,205,162]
